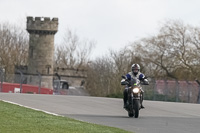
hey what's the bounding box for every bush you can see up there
[106,92,123,98]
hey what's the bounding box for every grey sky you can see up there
[1,0,200,58]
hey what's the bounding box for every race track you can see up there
[1,93,200,133]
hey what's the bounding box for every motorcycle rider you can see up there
[123,63,149,109]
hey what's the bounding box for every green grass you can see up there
[0,101,132,133]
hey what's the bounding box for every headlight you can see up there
[133,88,140,93]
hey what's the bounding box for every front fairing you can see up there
[127,78,141,99]
[128,86,141,98]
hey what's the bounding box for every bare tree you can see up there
[132,20,200,80]
[86,19,200,97]
[86,47,143,97]
[54,29,96,69]
[86,55,115,96]
[0,22,28,81]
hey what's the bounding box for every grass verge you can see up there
[0,101,132,133]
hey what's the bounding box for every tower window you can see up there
[46,65,51,74]
[30,46,33,58]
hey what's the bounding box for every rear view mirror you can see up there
[121,75,126,79]
[121,79,127,85]
[141,79,149,85]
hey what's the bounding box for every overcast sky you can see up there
[1,0,200,58]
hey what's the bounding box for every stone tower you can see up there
[26,16,58,89]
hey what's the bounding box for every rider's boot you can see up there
[123,101,128,109]
[141,104,145,109]
[140,92,145,109]
[123,89,128,109]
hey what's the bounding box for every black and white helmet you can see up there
[131,64,140,75]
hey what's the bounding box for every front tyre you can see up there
[134,100,140,118]
[128,111,134,117]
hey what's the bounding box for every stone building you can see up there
[25,16,58,89]
[54,67,87,87]
[15,16,87,89]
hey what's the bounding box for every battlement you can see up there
[27,16,58,34]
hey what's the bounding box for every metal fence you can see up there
[0,68,4,92]
[0,70,85,94]
[0,73,39,93]
[1,71,200,103]
[142,79,200,104]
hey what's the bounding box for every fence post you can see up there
[153,79,157,101]
[186,80,191,103]
[176,80,179,102]
[0,68,3,92]
[164,79,168,101]
[195,80,200,104]
[17,70,23,93]
[55,73,61,90]
[36,71,41,94]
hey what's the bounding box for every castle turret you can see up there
[26,16,58,89]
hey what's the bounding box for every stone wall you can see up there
[54,67,87,87]
[15,66,87,87]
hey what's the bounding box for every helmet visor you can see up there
[132,69,139,73]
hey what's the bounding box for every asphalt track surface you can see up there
[1,93,200,133]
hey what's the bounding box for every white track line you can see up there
[1,99,64,117]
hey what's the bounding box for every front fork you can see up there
[128,93,141,109]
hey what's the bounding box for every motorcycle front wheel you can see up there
[134,100,140,118]
[128,111,134,117]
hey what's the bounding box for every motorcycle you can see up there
[121,76,148,118]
